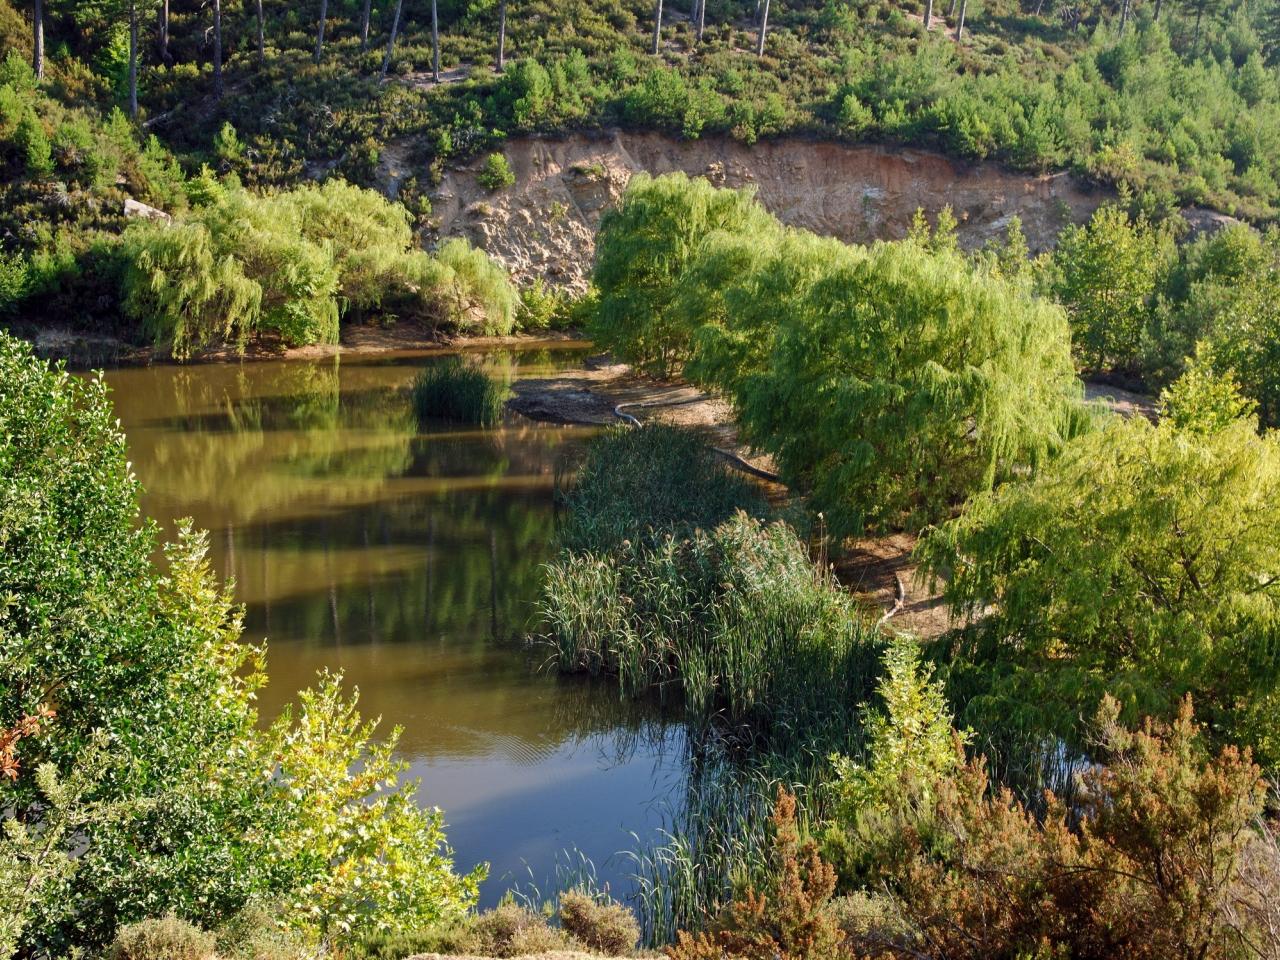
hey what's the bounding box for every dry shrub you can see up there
[558,892,640,955]
[855,696,1269,960]
[666,788,846,960]
[466,902,570,957]
[109,915,217,960]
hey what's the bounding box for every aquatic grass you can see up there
[541,512,884,749]
[556,424,770,552]
[411,356,509,426]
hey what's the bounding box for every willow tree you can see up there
[683,218,1087,537]
[589,172,779,376]
[919,369,1280,766]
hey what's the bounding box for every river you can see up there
[102,344,687,906]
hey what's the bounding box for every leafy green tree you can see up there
[919,381,1280,766]
[1051,203,1172,377]
[590,172,779,376]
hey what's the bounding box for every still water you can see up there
[103,345,686,904]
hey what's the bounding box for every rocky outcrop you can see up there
[428,130,1111,290]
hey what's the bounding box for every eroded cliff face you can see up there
[421,130,1110,290]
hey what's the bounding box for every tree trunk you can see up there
[255,0,265,63]
[696,0,705,42]
[128,0,139,117]
[213,0,223,98]
[924,0,933,28]
[360,0,372,49]
[380,0,403,78]
[756,0,769,55]
[1034,0,1045,15]
[431,0,440,81]
[496,0,507,70]
[946,0,957,17]
[954,0,967,41]
[1119,0,1129,32]
[157,0,171,65]
[652,0,662,54]
[32,0,43,80]
[1193,1,1204,46]
[1153,0,1162,19]
[314,0,328,62]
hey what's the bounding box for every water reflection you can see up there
[103,347,685,903]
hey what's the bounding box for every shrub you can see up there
[467,902,569,957]
[918,376,1280,768]
[558,892,640,955]
[412,356,508,426]
[477,151,516,191]
[557,424,768,552]
[850,698,1269,960]
[668,789,844,960]
[109,916,216,960]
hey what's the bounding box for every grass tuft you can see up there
[411,356,508,426]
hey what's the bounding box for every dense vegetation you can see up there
[592,173,1091,537]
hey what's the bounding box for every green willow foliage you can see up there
[0,333,480,952]
[120,177,517,357]
[918,371,1280,768]
[590,173,779,376]
[593,174,1088,537]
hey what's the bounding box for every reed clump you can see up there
[411,357,508,426]
[543,511,881,746]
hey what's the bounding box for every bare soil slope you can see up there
[426,130,1109,289]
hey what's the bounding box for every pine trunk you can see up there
[360,0,372,49]
[314,0,328,62]
[954,0,967,41]
[1119,0,1130,32]
[432,0,440,81]
[33,0,43,79]
[924,0,933,28]
[129,0,138,117]
[213,0,223,98]
[1153,0,1163,20]
[652,0,662,54]
[496,0,507,70]
[696,0,705,41]
[756,0,770,55]
[255,0,265,63]
[381,0,403,78]
[158,0,170,64]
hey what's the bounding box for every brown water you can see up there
[103,345,686,904]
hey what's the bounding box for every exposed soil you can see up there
[426,129,1112,291]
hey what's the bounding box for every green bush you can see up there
[412,356,509,426]
[477,151,516,191]
[590,172,779,376]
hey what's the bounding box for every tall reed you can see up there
[411,357,508,426]
[542,511,883,749]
